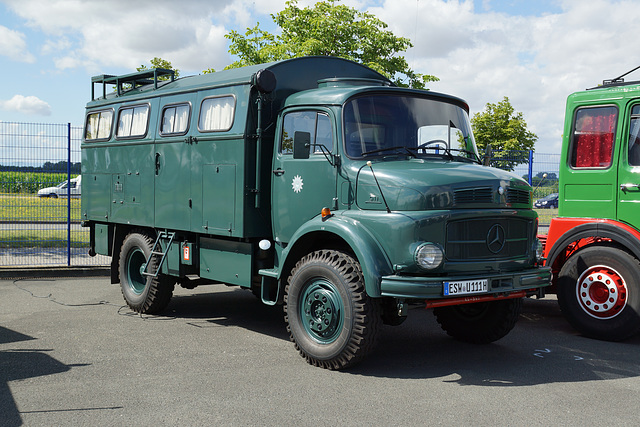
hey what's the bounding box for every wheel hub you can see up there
[301,281,342,343]
[576,265,627,319]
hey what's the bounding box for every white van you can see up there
[37,175,81,198]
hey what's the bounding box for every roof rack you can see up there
[91,68,175,100]
[588,65,640,90]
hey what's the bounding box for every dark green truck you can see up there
[82,56,550,369]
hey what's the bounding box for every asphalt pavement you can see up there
[2,275,640,426]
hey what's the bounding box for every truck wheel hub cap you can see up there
[301,280,342,343]
[576,265,627,319]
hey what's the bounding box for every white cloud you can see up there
[4,0,639,155]
[2,0,300,74]
[369,0,640,154]
[0,25,36,62]
[0,95,52,116]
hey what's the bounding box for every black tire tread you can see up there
[119,230,174,314]
[284,250,381,370]
[557,244,640,341]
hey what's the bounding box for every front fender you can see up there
[281,213,394,297]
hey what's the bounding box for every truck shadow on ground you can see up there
[353,298,640,383]
[159,288,640,385]
[148,286,291,341]
[0,327,72,427]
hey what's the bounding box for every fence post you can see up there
[528,150,533,186]
[67,123,71,266]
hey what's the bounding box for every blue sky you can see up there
[1,0,639,155]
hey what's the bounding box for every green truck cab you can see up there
[82,56,550,369]
[543,69,640,341]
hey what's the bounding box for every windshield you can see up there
[343,94,479,161]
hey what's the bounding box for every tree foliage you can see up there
[471,96,537,171]
[136,57,180,79]
[224,0,437,89]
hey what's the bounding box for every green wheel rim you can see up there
[126,248,148,295]
[300,278,344,344]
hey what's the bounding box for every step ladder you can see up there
[141,231,175,279]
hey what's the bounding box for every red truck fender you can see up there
[544,217,640,281]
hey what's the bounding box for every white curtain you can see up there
[117,106,148,137]
[200,96,234,131]
[130,106,148,136]
[97,111,112,139]
[175,105,189,132]
[117,109,132,137]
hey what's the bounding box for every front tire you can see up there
[557,245,640,341]
[119,231,175,314]
[433,298,522,344]
[284,250,381,370]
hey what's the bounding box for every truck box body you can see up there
[82,56,550,369]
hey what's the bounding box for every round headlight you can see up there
[415,243,444,270]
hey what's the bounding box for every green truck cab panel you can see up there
[559,83,640,226]
[280,213,394,298]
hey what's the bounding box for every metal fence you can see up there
[0,122,109,267]
[0,121,560,268]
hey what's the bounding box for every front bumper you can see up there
[380,266,551,299]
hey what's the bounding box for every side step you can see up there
[258,268,280,306]
[141,231,175,278]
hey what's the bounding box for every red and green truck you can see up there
[543,67,640,340]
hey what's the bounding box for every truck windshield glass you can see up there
[343,94,479,161]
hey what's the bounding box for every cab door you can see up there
[271,110,337,243]
[617,103,640,228]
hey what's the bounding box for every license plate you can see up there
[443,279,488,296]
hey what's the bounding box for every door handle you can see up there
[272,168,285,176]
[155,153,161,175]
[620,183,640,191]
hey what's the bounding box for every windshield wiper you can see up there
[406,145,455,161]
[449,148,482,164]
[362,146,416,158]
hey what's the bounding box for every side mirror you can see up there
[482,144,492,166]
[293,131,311,159]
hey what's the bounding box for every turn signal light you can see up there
[321,207,332,219]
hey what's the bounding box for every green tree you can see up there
[136,57,180,79]
[224,0,437,89]
[471,96,537,171]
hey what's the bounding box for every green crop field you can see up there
[0,171,72,194]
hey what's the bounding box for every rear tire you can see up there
[557,245,640,341]
[434,298,522,344]
[119,231,174,314]
[284,250,381,370]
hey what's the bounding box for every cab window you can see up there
[85,110,113,141]
[570,106,617,168]
[628,105,640,166]
[280,111,333,154]
[116,105,149,139]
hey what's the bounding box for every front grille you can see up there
[446,217,531,261]
[507,188,530,205]
[453,187,492,204]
